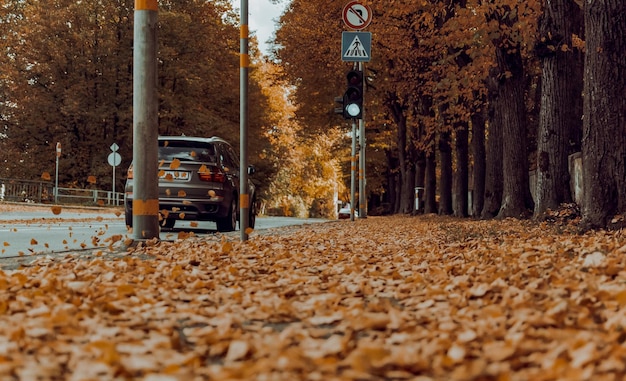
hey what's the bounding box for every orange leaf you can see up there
[117,284,135,297]
[170,158,181,170]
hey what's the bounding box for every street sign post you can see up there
[108,143,122,206]
[55,142,61,203]
[340,1,372,219]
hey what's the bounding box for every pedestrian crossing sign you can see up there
[342,31,371,62]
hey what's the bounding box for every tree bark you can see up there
[490,7,534,218]
[439,131,453,215]
[415,152,426,214]
[482,70,503,219]
[454,122,469,217]
[496,50,534,218]
[581,0,626,229]
[533,0,583,218]
[385,150,399,214]
[424,149,438,214]
[471,111,486,218]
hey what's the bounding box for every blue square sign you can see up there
[342,31,371,62]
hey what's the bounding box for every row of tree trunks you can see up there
[377,2,625,229]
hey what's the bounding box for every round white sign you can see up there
[342,1,372,30]
[108,152,122,167]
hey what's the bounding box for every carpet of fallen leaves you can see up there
[1,213,626,380]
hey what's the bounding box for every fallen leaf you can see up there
[225,340,249,362]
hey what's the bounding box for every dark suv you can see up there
[124,136,256,232]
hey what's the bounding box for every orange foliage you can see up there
[0,213,625,379]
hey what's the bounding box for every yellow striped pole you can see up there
[240,0,250,241]
[135,0,157,11]
[132,0,160,240]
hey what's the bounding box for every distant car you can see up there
[338,205,358,219]
[124,136,256,232]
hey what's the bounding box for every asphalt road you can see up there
[0,207,329,258]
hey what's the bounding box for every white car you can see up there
[338,205,358,219]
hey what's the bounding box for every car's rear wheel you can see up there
[161,218,175,230]
[248,198,256,229]
[125,210,132,227]
[216,199,237,232]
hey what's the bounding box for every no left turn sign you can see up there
[342,1,372,30]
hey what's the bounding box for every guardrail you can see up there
[0,178,123,206]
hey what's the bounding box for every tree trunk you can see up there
[403,162,416,214]
[581,0,626,229]
[533,0,583,218]
[439,131,453,215]
[482,70,503,219]
[492,23,534,218]
[454,122,469,217]
[471,111,486,218]
[415,153,426,214]
[424,149,437,214]
[385,150,399,214]
[392,103,413,214]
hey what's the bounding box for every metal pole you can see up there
[358,64,367,218]
[112,162,116,206]
[350,119,357,221]
[55,146,59,204]
[132,0,159,240]
[239,0,250,241]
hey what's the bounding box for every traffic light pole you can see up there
[132,0,159,240]
[358,62,367,218]
[350,118,357,221]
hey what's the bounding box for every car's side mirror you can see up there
[248,165,256,175]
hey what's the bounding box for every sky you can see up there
[231,0,287,55]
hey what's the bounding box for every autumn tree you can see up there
[580,0,626,229]
[533,0,583,218]
[484,3,538,218]
[273,0,363,215]
[0,0,273,195]
[273,0,623,229]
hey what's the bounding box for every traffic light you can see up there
[343,69,363,119]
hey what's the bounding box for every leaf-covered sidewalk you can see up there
[1,215,625,380]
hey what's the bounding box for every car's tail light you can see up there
[197,168,226,183]
[127,165,134,179]
[213,172,226,183]
[198,172,212,181]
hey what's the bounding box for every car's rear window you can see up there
[158,140,216,163]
